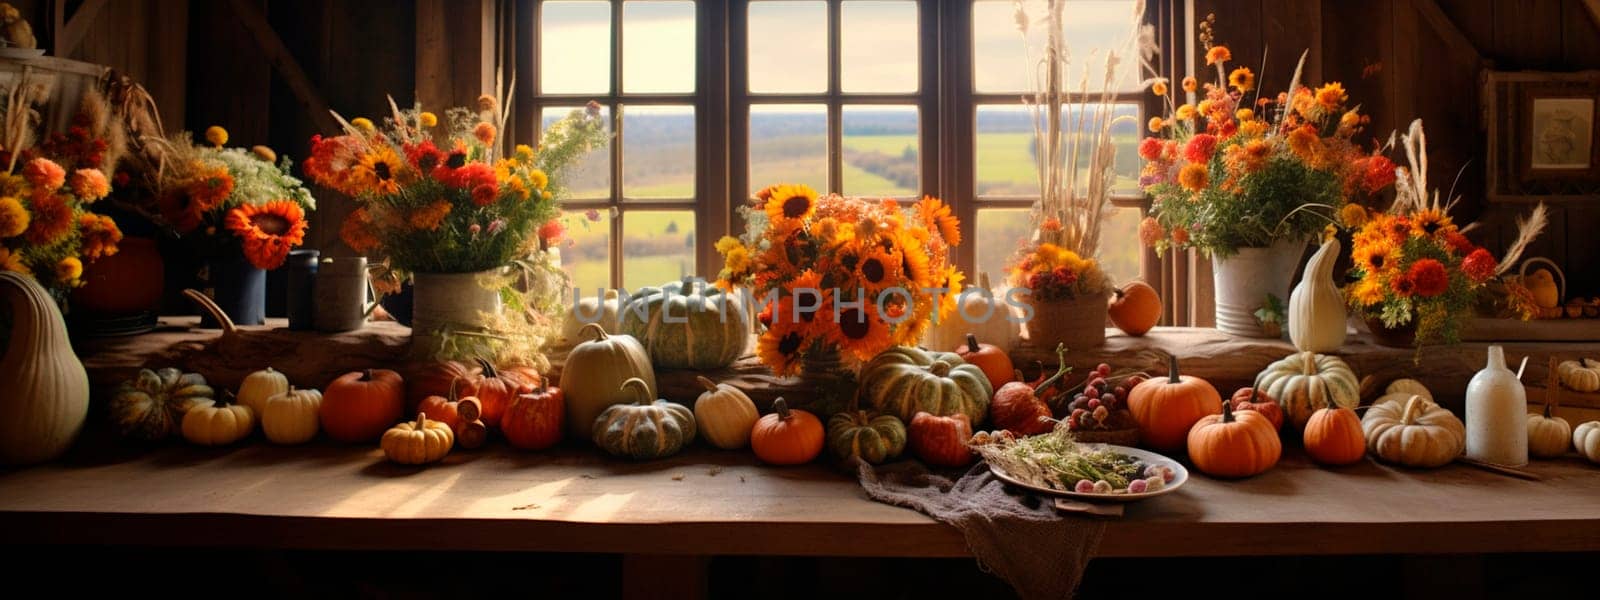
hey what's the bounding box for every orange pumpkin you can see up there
[1127,355,1221,451]
[909,411,974,467]
[1108,280,1162,336]
[750,397,824,465]
[405,360,479,412]
[1303,404,1365,465]
[459,359,536,429]
[321,369,405,443]
[502,385,565,451]
[405,359,539,428]
[1229,387,1284,431]
[989,350,1071,436]
[418,386,487,450]
[954,333,1015,389]
[1187,399,1281,478]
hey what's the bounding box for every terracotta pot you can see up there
[1023,290,1110,350]
[71,236,164,316]
[1363,314,1416,347]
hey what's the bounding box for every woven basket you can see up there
[1023,291,1109,350]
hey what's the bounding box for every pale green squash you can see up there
[619,278,749,369]
[856,346,992,425]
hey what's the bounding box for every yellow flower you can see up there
[514,144,536,162]
[1315,82,1347,111]
[1151,80,1169,97]
[1352,236,1399,275]
[1237,119,1268,138]
[1340,204,1369,228]
[204,126,229,147]
[55,256,82,283]
[763,183,819,225]
[1205,46,1232,65]
[0,196,28,238]
[1178,163,1209,191]
[351,117,376,133]
[353,146,405,195]
[251,145,278,163]
[937,266,965,322]
[1350,277,1385,307]
[1339,109,1361,130]
[725,247,751,273]
[915,196,960,247]
[527,168,549,190]
[1147,116,1165,132]
[0,246,28,275]
[1176,104,1197,121]
[419,112,438,128]
[1287,125,1320,161]
[1235,108,1255,122]
[1182,76,1198,93]
[1229,67,1254,92]
[715,235,743,255]
[1197,100,1215,117]
[756,323,809,377]
[1411,208,1456,238]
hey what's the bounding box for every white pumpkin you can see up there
[1385,378,1433,401]
[561,289,622,344]
[922,272,1018,353]
[692,376,759,450]
[181,394,255,446]
[1526,406,1571,459]
[1288,238,1346,352]
[237,367,290,415]
[1557,359,1600,392]
[559,323,657,441]
[1257,351,1360,430]
[262,387,322,445]
[0,272,90,465]
[1574,421,1600,464]
[1362,393,1465,468]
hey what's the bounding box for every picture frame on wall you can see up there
[1484,70,1600,202]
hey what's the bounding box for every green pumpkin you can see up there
[827,410,907,464]
[110,368,215,440]
[593,378,698,460]
[856,346,992,425]
[619,278,749,369]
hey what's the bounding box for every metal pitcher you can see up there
[312,256,377,332]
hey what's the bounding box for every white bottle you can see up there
[1465,345,1528,466]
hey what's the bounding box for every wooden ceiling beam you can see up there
[53,0,108,57]
[1409,0,1486,66]
[222,0,340,133]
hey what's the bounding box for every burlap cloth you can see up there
[855,460,1106,600]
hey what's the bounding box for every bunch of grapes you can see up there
[1065,363,1148,431]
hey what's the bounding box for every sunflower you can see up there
[915,196,960,247]
[891,295,935,347]
[0,246,28,275]
[23,194,72,245]
[763,183,819,225]
[1410,208,1456,238]
[856,245,903,293]
[1352,237,1399,276]
[225,200,309,270]
[756,322,810,377]
[898,231,934,290]
[187,161,235,211]
[1340,204,1369,229]
[936,265,965,322]
[0,196,28,238]
[1349,277,1385,307]
[824,302,893,362]
[353,147,405,195]
[1228,67,1255,92]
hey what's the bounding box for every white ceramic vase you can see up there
[1211,238,1307,338]
[1465,345,1528,466]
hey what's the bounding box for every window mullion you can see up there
[609,0,625,289]
[827,0,843,195]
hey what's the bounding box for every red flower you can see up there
[404,140,445,173]
[1443,230,1474,256]
[539,219,564,244]
[1407,259,1450,297]
[1361,155,1397,194]
[1462,248,1497,282]
[1183,134,1219,164]
[437,162,495,190]
[471,183,498,206]
[1138,137,1164,161]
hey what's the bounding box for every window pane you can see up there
[543,105,612,200]
[842,105,918,197]
[559,208,612,293]
[622,210,697,290]
[624,1,695,93]
[975,103,1140,197]
[748,1,826,93]
[973,0,1143,94]
[622,105,696,199]
[841,1,917,93]
[541,1,611,94]
[976,206,1143,290]
[749,104,827,195]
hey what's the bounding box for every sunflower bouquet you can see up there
[0,86,123,302]
[150,126,316,271]
[1344,120,1546,346]
[1138,14,1396,257]
[715,184,964,376]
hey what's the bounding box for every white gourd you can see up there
[263,387,323,445]
[1557,360,1600,392]
[1256,351,1360,430]
[237,367,289,416]
[0,272,90,465]
[1362,393,1466,468]
[692,376,759,450]
[559,323,657,441]
[1575,421,1600,464]
[923,273,1018,353]
[1288,238,1346,352]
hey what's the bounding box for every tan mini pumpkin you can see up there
[693,376,759,450]
[1557,360,1600,393]
[381,413,455,465]
[1362,394,1465,468]
[237,367,289,415]
[181,393,255,446]
[1575,421,1600,464]
[1526,405,1571,459]
[263,387,322,445]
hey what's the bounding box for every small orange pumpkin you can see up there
[1108,280,1162,336]
[321,369,405,443]
[750,397,824,465]
[1127,355,1221,451]
[909,411,974,467]
[417,385,488,450]
[954,333,1015,389]
[502,385,565,451]
[989,345,1071,436]
[1303,403,1365,466]
[1187,399,1281,478]
[1229,387,1284,431]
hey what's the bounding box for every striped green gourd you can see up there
[619,278,750,369]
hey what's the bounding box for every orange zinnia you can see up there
[225,200,308,270]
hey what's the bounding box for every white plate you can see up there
[987,443,1188,503]
[0,48,46,58]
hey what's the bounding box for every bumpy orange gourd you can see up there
[502,385,565,451]
[1108,280,1162,336]
[1187,399,1281,478]
[321,369,405,443]
[1127,355,1221,451]
[909,411,975,467]
[1229,387,1284,431]
[954,334,1015,389]
[1303,403,1366,465]
[750,397,824,465]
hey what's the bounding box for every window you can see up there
[526,1,1164,295]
